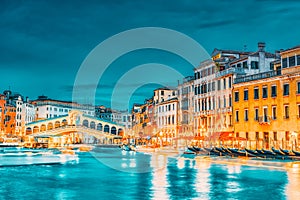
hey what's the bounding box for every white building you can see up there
[112,110,131,129]
[193,42,277,146]
[177,76,194,140]
[153,88,178,146]
[32,96,94,120]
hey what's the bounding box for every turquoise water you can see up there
[0,148,298,200]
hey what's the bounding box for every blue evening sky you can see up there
[1,0,300,110]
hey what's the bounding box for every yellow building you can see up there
[233,45,300,150]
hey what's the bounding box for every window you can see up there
[271,85,277,97]
[244,89,248,101]
[282,58,288,68]
[254,88,259,99]
[223,96,226,107]
[270,62,274,70]
[286,131,290,141]
[161,91,164,95]
[289,56,296,67]
[246,132,249,140]
[212,82,215,91]
[297,55,300,66]
[284,105,289,119]
[234,91,239,102]
[229,95,232,107]
[223,79,226,90]
[228,77,232,88]
[254,108,259,121]
[217,80,221,90]
[283,84,289,96]
[235,110,239,122]
[244,109,249,121]
[256,132,259,140]
[251,61,259,69]
[243,61,247,69]
[262,87,268,98]
[298,82,300,94]
[272,106,277,120]
[237,63,241,68]
[298,104,300,118]
[274,132,277,141]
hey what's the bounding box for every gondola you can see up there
[221,147,239,157]
[203,147,222,156]
[292,149,300,156]
[262,149,276,156]
[280,148,290,155]
[192,146,203,152]
[245,148,261,157]
[255,149,276,158]
[215,147,231,156]
[271,147,286,156]
[183,149,196,155]
[187,147,198,153]
[227,148,249,157]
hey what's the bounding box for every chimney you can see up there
[275,50,281,59]
[258,42,266,52]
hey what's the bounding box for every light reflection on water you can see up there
[0,148,298,200]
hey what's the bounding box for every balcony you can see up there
[234,70,281,84]
[258,116,271,124]
[282,65,300,75]
[215,67,245,78]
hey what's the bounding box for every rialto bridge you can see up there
[24,111,125,146]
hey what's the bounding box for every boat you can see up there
[280,148,290,155]
[121,145,132,151]
[292,149,300,156]
[262,149,276,156]
[245,148,262,157]
[192,146,203,152]
[215,147,232,156]
[227,148,248,157]
[187,147,198,153]
[60,149,76,155]
[271,147,286,156]
[0,143,20,147]
[183,149,196,155]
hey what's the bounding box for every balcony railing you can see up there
[258,116,271,124]
[282,66,300,75]
[234,70,281,84]
[215,67,245,78]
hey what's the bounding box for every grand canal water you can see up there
[0,147,299,200]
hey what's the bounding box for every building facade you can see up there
[233,45,300,150]
[177,76,194,146]
[32,95,94,120]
